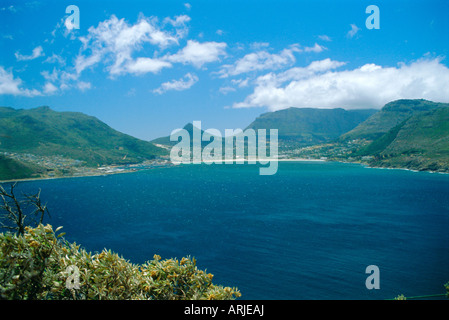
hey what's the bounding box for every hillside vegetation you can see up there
[1,100,448,179]
[0,106,167,167]
[0,155,44,180]
[0,224,241,300]
[340,99,447,141]
[249,99,449,172]
[245,107,376,149]
[359,106,449,172]
[150,108,376,156]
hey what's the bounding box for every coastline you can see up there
[185,158,326,164]
[0,169,137,184]
[1,157,447,184]
[276,158,326,162]
[0,158,325,183]
[363,163,449,175]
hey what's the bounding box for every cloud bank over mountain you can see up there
[231,57,449,110]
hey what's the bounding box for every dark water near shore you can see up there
[13,161,449,299]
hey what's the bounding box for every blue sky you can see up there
[1,0,449,140]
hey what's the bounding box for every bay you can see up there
[13,161,449,300]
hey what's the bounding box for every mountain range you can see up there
[340,99,447,141]
[151,108,377,154]
[151,122,218,147]
[0,106,167,166]
[352,100,449,171]
[245,107,377,148]
[1,98,448,180]
[151,99,449,172]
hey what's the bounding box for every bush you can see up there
[0,224,241,300]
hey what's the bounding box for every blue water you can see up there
[12,161,449,299]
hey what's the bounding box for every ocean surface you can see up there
[13,161,449,299]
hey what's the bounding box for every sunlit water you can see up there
[13,161,449,299]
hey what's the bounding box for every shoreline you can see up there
[0,158,324,183]
[364,164,449,175]
[0,169,137,184]
[1,158,447,184]
[178,158,326,164]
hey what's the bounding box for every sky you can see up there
[1,0,449,140]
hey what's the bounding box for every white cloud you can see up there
[218,77,251,95]
[218,46,299,78]
[153,72,198,94]
[40,66,93,94]
[219,86,236,95]
[126,57,172,75]
[304,43,326,53]
[347,24,360,38]
[43,82,58,95]
[318,35,331,42]
[43,53,66,65]
[5,13,225,96]
[77,81,91,91]
[0,65,91,96]
[164,15,191,27]
[166,40,227,68]
[232,58,449,111]
[250,42,270,50]
[305,58,346,73]
[41,69,58,82]
[184,3,191,10]
[218,43,329,78]
[231,78,249,88]
[0,66,41,96]
[50,11,85,41]
[74,53,102,75]
[0,67,23,95]
[163,15,191,39]
[75,14,188,76]
[50,16,78,40]
[15,46,44,61]
[270,58,346,84]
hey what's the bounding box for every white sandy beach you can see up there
[177,158,326,164]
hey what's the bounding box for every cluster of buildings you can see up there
[1,151,173,179]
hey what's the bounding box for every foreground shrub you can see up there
[393,282,449,300]
[0,224,241,300]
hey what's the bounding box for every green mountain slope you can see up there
[340,99,448,141]
[245,107,377,149]
[360,106,449,172]
[0,154,44,180]
[0,106,167,167]
[151,108,376,157]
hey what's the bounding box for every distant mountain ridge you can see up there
[244,107,377,149]
[152,108,377,149]
[354,102,449,172]
[247,107,376,136]
[0,106,167,167]
[2,99,448,180]
[151,122,220,147]
[340,99,447,141]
